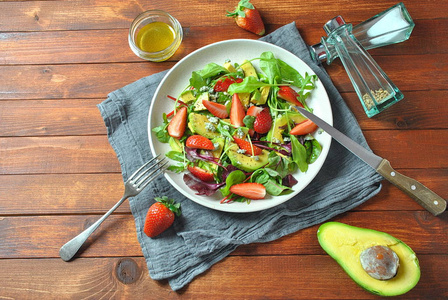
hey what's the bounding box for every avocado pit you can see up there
[360,245,400,280]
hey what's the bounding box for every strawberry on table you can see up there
[230,182,266,200]
[167,106,188,138]
[144,196,181,238]
[187,165,215,182]
[186,135,215,150]
[202,100,229,119]
[226,0,265,36]
[253,107,272,134]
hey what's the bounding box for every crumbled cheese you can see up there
[207,116,219,124]
[237,149,246,154]
[283,136,291,142]
[199,86,209,92]
[236,128,244,138]
[252,156,260,161]
[223,125,230,131]
[213,143,220,150]
[205,122,216,132]
[272,137,281,143]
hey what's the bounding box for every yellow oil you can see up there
[136,21,175,53]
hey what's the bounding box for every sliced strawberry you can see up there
[186,135,214,150]
[246,105,263,117]
[233,136,262,156]
[187,165,215,182]
[226,0,265,36]
[214,77,243,92]
[253,107,272,134]
[167,106,188,138]
[202,100,229,119]
[277,86,303,107]
[290,119,319,136]
[230,93,246,127]
[230,182,266,199]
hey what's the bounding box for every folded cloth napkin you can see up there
[98,22,383,291]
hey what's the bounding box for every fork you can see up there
[59,155,168,261]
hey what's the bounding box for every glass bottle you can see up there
[324,16,403,117]
[310,3,414,64]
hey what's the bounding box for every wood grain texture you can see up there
[0,211,446,259]
[0,255,446,299]
[0,0,446,298]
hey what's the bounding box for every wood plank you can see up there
[1,169,447,215]
[363,130,448,169]
[0,130,446,174]
[0,255,445,299]
[0,0,446,31]
[0,19,445,66]
[1,90,446,138]
[0,99,106,136]
[0,174,126,215]
[0,63,174,100]
[0,211,445,258]
[1,169,446,215]
[342,90,448,130]
[0,136,121,174]
[0,53,446,100]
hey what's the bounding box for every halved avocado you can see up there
[317,222,420,296]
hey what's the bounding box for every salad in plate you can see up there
[152,51,322,204]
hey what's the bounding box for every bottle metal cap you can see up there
[324,15,346,34]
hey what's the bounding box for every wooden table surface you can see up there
[1,0,447,299]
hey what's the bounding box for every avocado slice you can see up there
[240,60,258,78]
[226,142,269,172]
[317,222,420,297]
[193,92,208,111]
[223,62,237,73]
[188,113,220,139]
[267,114,288,143]
[179,90,196,104]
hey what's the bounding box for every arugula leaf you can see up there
[227,76,269,94]
[259,52,281,84]
[197,63,228,79]
[152,113,170,143]
[221,170,246,196]
[290,135,308,172]
[305,138,322,164]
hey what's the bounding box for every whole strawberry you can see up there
[143,196,181,238]
[226,0,265,36]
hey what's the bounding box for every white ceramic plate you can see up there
[148,39,332,213]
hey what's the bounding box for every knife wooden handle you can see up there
[376,159,446,216]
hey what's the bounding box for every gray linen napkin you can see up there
[98,22,383,291]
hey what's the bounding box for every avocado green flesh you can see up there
[226,143,269,172]
[317,222,420,296]
[188,113,219,139]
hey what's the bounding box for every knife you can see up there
[297,107,446,216]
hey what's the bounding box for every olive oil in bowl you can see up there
[136,22,175,53]
[129,10,183,62]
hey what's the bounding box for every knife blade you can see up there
[297,107,446,216]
